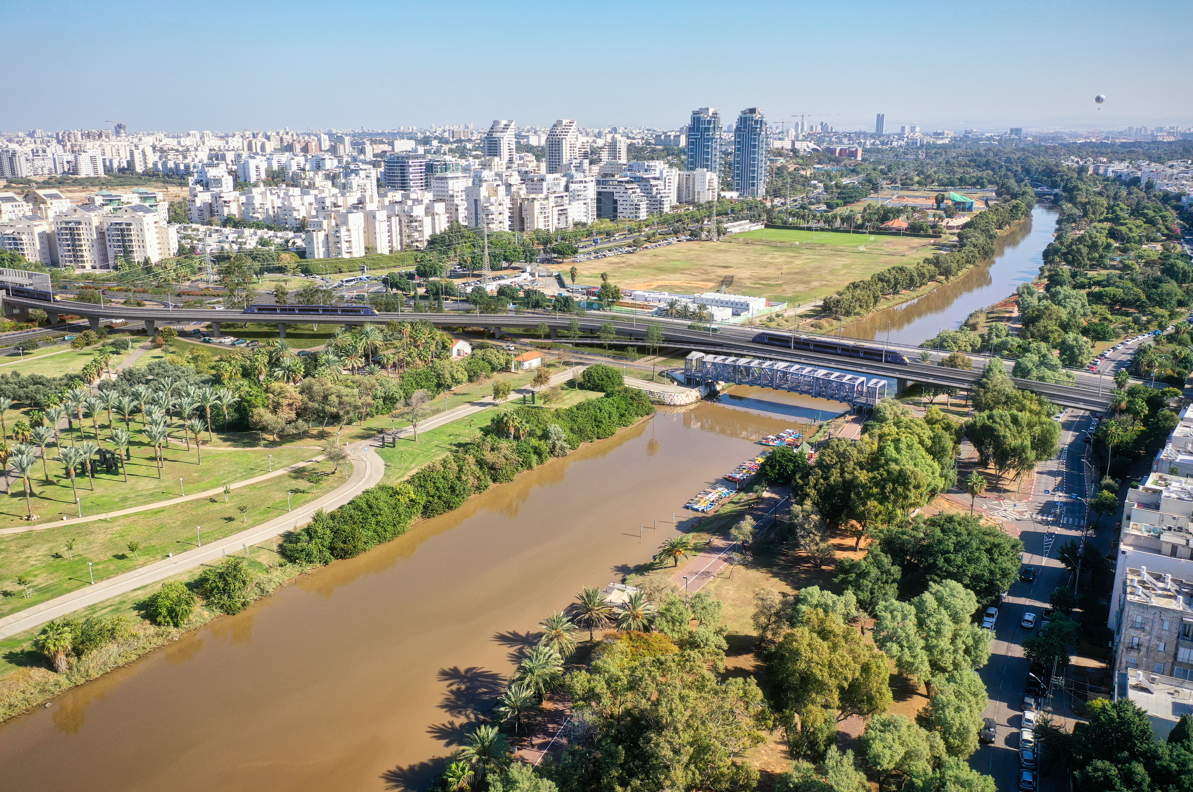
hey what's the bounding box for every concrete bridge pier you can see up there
[895,377,910,394]
[87,316,100,332]
[211,322,221,338]
[144,319,155,337]
[45,311,59,326]
[277,323,286,339]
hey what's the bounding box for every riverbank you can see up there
[795,209,1039,339]
[0,382,654,724]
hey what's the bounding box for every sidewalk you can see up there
[0,446,384,639]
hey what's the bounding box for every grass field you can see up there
[0,439,314,529]
[0,346,134,380]
[735,227,902,246]
[571,237,941,307]
[0,457,338,621]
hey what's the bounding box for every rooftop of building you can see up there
[1118,670,1193,740]
[1135,472,1193,499]
[1123,566,1193,611]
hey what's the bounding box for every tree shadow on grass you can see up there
[436,666,505,719]
[381,758,447,791]
[3,646,44,669]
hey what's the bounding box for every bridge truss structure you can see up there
[684,352,887,406]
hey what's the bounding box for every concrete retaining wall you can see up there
[626,383,702,406]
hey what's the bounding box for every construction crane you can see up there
[790,112,841,136]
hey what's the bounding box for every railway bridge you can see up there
[0,294,1114,412]
[683,352,888,406]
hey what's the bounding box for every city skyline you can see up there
[4,0,1191,133]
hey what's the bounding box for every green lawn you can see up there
[0,346,134,380]
[736,227,899,246]
[376,384,600,485]
[0,437,314,529]
[0,458,339,621]
[0,340,75,366]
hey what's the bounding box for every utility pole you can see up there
[481,222,491,285]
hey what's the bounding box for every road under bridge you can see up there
[0,295,1114,412]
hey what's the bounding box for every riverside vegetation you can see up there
[4,365,652,721]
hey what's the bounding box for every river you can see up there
[841,204,1058,346]
[0,391,844,792]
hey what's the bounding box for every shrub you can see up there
[580,363,624,393]
[13,339,38,352]
[279,483,424,564]
[196,556,256,614]
[145,581,197,627]
[73,615,133,654]
[158,326,178,341]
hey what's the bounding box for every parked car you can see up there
[980,717,997,744]
[1020,566,1036,582]
[1026,675,1044,696]
[1041,607,1054,630]
[1019,769,1037,791]
[981,606,998,630]
[1021,748,1037,769]
[1020,729,1036,751]
[1021,612,1038,630]
[1023,694,1038,712]
[1023,709,1038,730]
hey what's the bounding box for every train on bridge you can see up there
[242,304,378,316]
[751,331,911,366]
[0,283,55,303]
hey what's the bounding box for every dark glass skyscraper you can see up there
[732,108,768,197]
[686,108,721,173]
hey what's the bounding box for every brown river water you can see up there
[0,390,844,792]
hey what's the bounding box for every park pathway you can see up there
[0,363,583,638]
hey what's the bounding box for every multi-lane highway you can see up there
[974,408,1097,791]
[0,294,1117,410]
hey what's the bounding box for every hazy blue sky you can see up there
[7,0,1192,133]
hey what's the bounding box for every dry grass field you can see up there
[571,237,942,306]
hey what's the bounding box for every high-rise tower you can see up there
[545,120,579,174]
[686,108,721,173]
[732,108,769,198]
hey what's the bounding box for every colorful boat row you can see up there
[760,428,802,448]
[725,454,767,483]
[685,486,734,513]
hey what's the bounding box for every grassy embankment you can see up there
[571,236,941,308]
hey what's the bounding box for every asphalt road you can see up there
[973,409,1096,791]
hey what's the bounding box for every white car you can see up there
[1020,728,1036,751]
[981,606,999,630]
[1021,612,1038,630]
[1023,709,1038,730]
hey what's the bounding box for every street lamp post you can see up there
[269,454,273,472]
[287,491,292,512]
[683,575,689,596]
[180,478,185,496]
[88,562,94,585]
[76,498,81,518]
[197,525,202,546]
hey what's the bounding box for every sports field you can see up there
[571,236,942,306]
[734,228,893,246]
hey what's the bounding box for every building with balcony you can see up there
[483,120,516,167]
[687,108,721,173]
[1113,566,1193,686]
[733,108,769,198]
[545,120,579,175]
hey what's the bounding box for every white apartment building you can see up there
[0,216,55,266]
[304,211,367,260]
[238,157,268,184]
[484,120,516,167]
[73,150,104,177]
[102,205,177,265]
[0,150,29,179]
[432,173,470,226]
[565,173,596,226]
[466,182,511,232]
[26,189,72,220]
[363,209,395,255]
[694,291,769,318]
[595,177,649,221]
[546,120,580,175]
[1122,472,1193,560]
[677,169,718,204]
[598,136,628,164]
[0,192,31,221]
[54,206,109,270]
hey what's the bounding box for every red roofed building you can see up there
[881,218,910,230]
[514,350,543,370]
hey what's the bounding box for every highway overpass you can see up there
[1,295,1115,412]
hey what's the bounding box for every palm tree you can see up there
[186,418,205,464]
[114,396,136,432]
[43,406,66,444]
[78,441,98,490]
[58,446,83,501]
[515,644,564,700]
[99,389,121,436]
[64,390,86,444]
[131,384,153,423]
[572,586,613,641]
[538,611,578,658]
[0,395,12,440]
[197,387,219,441]
[1114,368,1130,390]
[111,428,131,482]
[142,424,167,478]
[10,449,36,519]
[273,357,304,385]
[654,535,694,567]
[494,682,538,733]
[215,388,238,429]
[965,471,987,514]
[33,619,74,673]
[443,762,474,792]
[458,724,510,782]
[176,397,198,450]
[84,395,104,440]
[666,298,680,318]
[357,324,382,362]
[617,591,655,632]
[29,425,55,482]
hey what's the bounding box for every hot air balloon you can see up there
[1095,94,1106,104]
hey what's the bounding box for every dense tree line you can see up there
[821,192,1035,318]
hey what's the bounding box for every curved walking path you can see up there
[0,445,384,639]
[0,454,326,536]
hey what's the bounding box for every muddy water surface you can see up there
[0,394,841,792]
